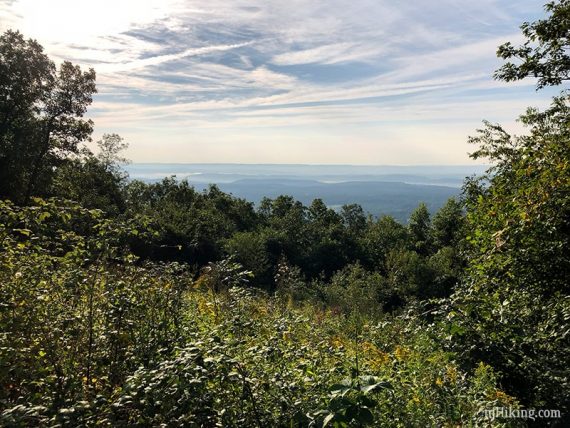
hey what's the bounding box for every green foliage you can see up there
[0,199,190,426]
[126,179,258,264]
[340,204,367,236]
[385,249,436,302]
[51,134,129,215]
[274,257,314,302]
[198,256,253,293]
[495,0,570,89]
[2,14,567,425]
[312,376,392,427]
[0,30,96,202]
[360,215,409,272]
[322,263,387,316]
[105,293,515,427]
[305,199,357,278]
[257,196,361,279]
[408,203,432,256]
[442,1,570,413]
[225,230,272,287]
[448,94,570,411]
[0,198,514,427]
[431,198,464,250]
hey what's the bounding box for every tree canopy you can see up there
[0,30,96,203]
[447,0,570,410]
[495,0,570,89]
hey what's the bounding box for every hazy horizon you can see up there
[123,162,489,177]
[126,162,486,166]
[123,163,483,220]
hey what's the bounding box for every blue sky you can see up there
[0,0,558,164]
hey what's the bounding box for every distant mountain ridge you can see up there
[203,179,458,222]
[125,164,482,221]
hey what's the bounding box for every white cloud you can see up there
[8,0,177,43]
[271,42,389,66]
[98,41,254,72]
[0,0,549,164]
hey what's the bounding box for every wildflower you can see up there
[446,366,458,383]
[394,345,410,361]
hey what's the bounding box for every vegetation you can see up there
[0,200,515,426]
[1,1,568,426]
[495,0,570,88]
[0,30,96,204]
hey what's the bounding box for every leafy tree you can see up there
[308,198,339,226]
[0,30,96,202]
[258,196,310,268]
[323,263,387,316]
[426,199,466,297]
[259,195,308,240]
[431,198,464,250]
[225,230,272,288]
[448,0,570,410]
[450,96,570,410]
[340,203,367,235]
[361,215,409,272]
[385,249,435,304]
[51,134,129,215]
[495,0,570,89]
[426,246,462,299]
[306,199,355,278]
[408,203,432,256]
[126,179,258,265]
[95,133,129,170]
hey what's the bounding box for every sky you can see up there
[0,0,558,164]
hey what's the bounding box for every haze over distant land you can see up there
[126,163,485,220]
[0,0,558,164]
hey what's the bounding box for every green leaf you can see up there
[361,381,391,394]
[358,407,374,424]
[323,413,335,427]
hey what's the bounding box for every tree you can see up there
[431,198,464,250]
[51,134,129,215]
[125,179,259,265]
[448,0,570,411]
[450,96,570,411]
[361,215,409,272]
[0,30,96,203]
[385,249,435,304]
[306,198,361,278]
[224,230,272,288]
[324,263,386,316]
[258,196,310,268]
[340,203,366,236]
[408,203,432,256]
[95,133,129,172]
[495,0,570,89]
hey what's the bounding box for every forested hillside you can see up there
[1,1,569,426]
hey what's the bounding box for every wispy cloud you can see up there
[0,0,550,164]
[271,42,388,66]
[98,41,255,72]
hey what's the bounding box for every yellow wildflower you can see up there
[361,341,390,369]
[446,365,458,384]
[330,336,344,349]
[394,345,410,361]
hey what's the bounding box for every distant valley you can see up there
[125,164,486,221]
